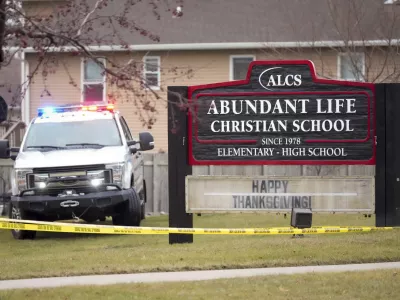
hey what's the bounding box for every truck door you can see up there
[120,116,144,196]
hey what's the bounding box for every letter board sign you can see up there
[187,60,375,165]
[185,176,375,214]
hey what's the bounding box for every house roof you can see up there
[27,0,400,48]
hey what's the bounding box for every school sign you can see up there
[183,61,376,214]
[188,60,375,165]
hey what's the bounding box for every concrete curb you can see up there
[1,262,400,290]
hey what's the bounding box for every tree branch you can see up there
[75,0,106,38]
[0,0,6,62]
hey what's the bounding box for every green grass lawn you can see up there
[1,269,399,300]
[0,213,399,280]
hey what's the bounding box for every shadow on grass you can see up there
[33,232,119,240]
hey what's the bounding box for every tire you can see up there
[141,180,146,220]
[112,188,141,226]
[141,202,146,220]
[8,204,37,240]
[143,180,147,203]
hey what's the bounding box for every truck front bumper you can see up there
[10,186,131,216]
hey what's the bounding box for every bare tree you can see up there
[255,0,400,176]
[0,0,191,128]
[0,0,6,63]
[264,0,400,83]
[310,0,400,83]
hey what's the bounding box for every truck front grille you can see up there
[27,165,112,190]
[32,186,113,197]
[32,164,106,173]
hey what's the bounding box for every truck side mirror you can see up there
[138,132,154,151]
[129,147,138,154]
[127,140,137,147]
[0,140,10,159]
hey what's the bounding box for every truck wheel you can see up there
[112,188,141,227]
[143,180,147,203]
[141,202,146,220]
[8,204,37,240]
[141,180,146,220]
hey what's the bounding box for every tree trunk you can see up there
[0,0,6,63]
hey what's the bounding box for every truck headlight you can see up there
[15,169,33,191]
[27,173,49,189]
[87,170,110,186]
[106,163,124,185]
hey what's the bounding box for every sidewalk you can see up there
[1,261,400,290]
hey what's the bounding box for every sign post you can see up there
[168,86,193,245]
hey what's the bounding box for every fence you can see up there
[0,109,26,215]
[142,153,169,214]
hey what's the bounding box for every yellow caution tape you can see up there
[0,218,395,235]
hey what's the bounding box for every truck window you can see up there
[23,118,122,150]
[119,116,133,141]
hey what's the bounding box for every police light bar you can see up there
[37,104,115,117]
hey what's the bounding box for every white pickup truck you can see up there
[0,103,154,240]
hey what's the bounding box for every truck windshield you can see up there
[23,119,122,150]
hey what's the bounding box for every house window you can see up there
[230,55,255,80]
[338,52,365,81]
[82,58,106,102]
[143,56,160,89]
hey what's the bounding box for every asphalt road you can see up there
[0,262,399,290]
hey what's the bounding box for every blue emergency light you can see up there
[37,106,60,116]
[37,104,115,117]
